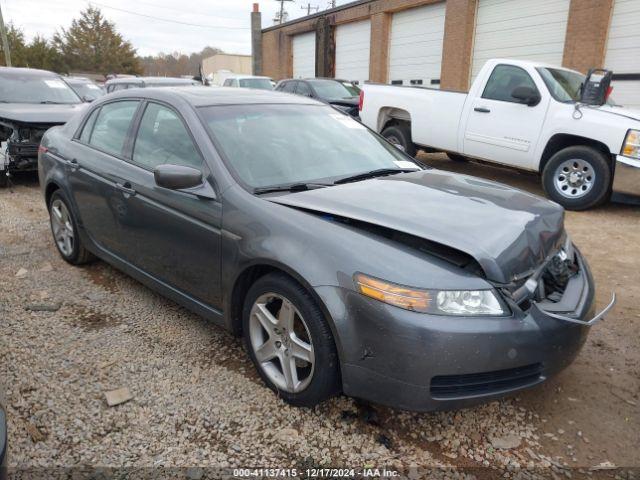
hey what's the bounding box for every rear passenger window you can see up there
[79,108,100,144]
[280,81,297,93]
[296,82,312,97]
[132,103,202,170]
[88,101,139,156]
[482,65,539,103]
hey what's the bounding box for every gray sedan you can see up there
[38,87,614,411]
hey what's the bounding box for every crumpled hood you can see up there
[268,170,565,284]
[0,103,86,124]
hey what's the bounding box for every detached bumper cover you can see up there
[316,254,608,412]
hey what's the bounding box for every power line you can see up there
[115,0,243,21]
[87,1,250,30]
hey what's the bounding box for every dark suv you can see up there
[275,78,360,118]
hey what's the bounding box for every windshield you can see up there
[200,104,418,189]
[308,80,360,99]
[67,80,104,101]
[239,78,273,90]
[0,73,81,104]
[537,67,616,105]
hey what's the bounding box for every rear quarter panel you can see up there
[360,84,467,152]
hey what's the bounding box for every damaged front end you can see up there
[0,119,56,184]
[497,238,615,326]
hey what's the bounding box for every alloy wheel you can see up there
[553,158,595,199]
[50,199,75,257]
[248,293,315,393]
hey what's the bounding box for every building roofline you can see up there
[262,0,374,33]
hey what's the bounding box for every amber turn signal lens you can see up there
[354,273,431,312]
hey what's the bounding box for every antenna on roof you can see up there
[301,2,319,16]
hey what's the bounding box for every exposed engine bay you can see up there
[0,119,57,177]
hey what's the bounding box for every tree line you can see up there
[0,7,222,78]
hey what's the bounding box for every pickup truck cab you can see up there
[360,59,640,210]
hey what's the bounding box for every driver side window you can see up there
[482,65,538,103]
[132,103,202,170]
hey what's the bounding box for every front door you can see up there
[462,64,548,169]
[112,101,222,309]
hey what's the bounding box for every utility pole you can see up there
[0,2,11,67]
[274,0,294,25]
[301,2,319,16]
[327,0,336,8]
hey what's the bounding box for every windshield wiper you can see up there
[334,168,418,185]
[253,182,332,195]
[39,100,66,104]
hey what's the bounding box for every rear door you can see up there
[67,99,141,255]
[111,101,223,308]
[462,64,548,169]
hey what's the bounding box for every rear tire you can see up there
[381,123,417,157]
[446,152,469,162]
[0,172,8,188]
[542,146,611,211]
[242,273,340,407]
[48,190,94,265]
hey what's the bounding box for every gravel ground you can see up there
[1,158,638,478]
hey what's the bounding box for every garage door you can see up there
[605,0,640,109]
[292,32,316,79]
[388,2,446,87]
[471,0,570,81]
[335,20,371,85]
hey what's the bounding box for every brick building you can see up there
[254,0,639,108]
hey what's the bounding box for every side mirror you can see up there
[511,86,541,106]
[154,164,203,191]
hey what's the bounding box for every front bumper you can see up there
[316,254,609,412]
[612,154,640,203]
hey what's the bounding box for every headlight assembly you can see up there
[622,129,640,159]
[354,273,509,316]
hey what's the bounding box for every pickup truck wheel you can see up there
[542,146,611,211]
[48,190,94,265]
[446,152,469,162]
[381,124,417,157]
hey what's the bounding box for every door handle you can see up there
[116,182,137,197]
[474,107,491,113]
[67,158,79,171]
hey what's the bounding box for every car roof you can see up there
[105,76,196,85]
[225,75,271,80]
[105,86,323,107]
[0,66,61,78]
[65,76,93,83]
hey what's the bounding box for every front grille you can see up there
[430,363,543,398]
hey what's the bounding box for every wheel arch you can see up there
[539,134,614,175]
[377,106,412,133]
[44,181,62,209]
[225,260,339,349]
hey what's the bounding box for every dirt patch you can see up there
[64,304,122,331]
[84,263,120,294]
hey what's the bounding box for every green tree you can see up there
[24,35,63,71]
[53,6,141,75]
[0,24,27,67]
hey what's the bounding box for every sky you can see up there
[1,0,350,57]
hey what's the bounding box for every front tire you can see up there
[242,273,340,407]
[542,146,611,210]
[48,190,94,265]
[381,123,417,157]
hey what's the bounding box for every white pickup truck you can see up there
[360,58,640,210]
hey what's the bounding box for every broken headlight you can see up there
[354,273,509,316]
